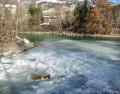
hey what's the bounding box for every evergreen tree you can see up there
[28,5,43,17]
[28,5,43,29]
[73,0,88,32]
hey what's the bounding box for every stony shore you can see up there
[1,36,37,57]
[2,31,119,56]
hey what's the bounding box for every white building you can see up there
[5,4,17,14]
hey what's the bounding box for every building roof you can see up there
[5,4,17,8]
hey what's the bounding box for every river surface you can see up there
[0,34,120,94]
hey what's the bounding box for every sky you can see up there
[109,0,120,3]
[20,0,120,4]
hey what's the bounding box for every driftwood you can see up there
[32,74,50,80]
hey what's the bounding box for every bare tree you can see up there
[0,0,16,56]
[86,0,114,34]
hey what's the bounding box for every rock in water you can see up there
[32,74,50,80]
[2,36,37,56]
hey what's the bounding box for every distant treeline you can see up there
[20,0,120,35]
[62,0,120,35]
[28,0,120,35]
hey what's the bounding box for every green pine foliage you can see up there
[28,5,43,29]
[28,5,43,17]
[73,0,88,32]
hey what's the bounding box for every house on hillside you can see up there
[0,3,17,14]
[5,4,17,14]
[40,16,58,25]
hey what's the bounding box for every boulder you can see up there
[2,36,37,56]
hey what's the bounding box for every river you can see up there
[0,34,120,94]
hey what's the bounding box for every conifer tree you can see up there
[28,5,43,29]
[73,0,88,32]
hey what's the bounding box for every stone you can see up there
[1,36,38,57]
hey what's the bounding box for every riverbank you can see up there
[19,31,120,39]
[0,36,37,57]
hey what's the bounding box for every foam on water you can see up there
[0,38,120,94]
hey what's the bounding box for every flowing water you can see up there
[0,34,120,94]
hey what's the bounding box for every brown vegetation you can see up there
[86,0,114,34]
[0,0,20,56]
[62,0,120,35]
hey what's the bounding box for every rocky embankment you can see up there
[0,36,51,80]
[2,36,37,56]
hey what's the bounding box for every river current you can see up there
[0,35,120,94]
